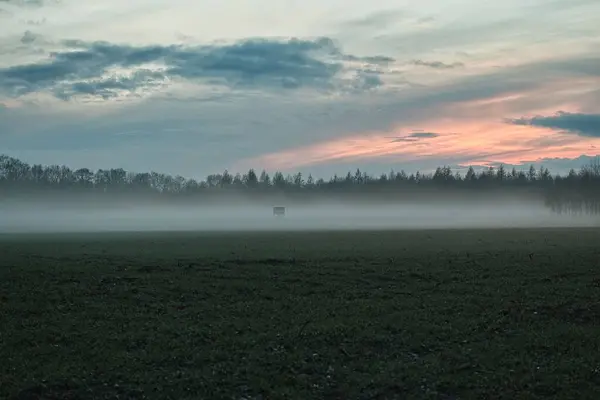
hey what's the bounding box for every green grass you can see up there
[1,228,600,399]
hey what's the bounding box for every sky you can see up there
[1,0,599,179]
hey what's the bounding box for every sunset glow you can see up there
[242,81,600,172]
[1,0,599,177]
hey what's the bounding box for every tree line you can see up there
[1,154,599,213]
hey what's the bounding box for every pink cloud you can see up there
[239,84,600,171]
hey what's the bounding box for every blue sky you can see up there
[1,0,599,178]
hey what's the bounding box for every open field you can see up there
[1,228,600,399]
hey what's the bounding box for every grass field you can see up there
[1,228,600,399]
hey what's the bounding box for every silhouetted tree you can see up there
[1,153,599,214]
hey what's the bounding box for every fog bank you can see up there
[1,200,599,233]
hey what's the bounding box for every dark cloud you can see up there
[508,111,600,137]
[20,30,39,44]
[388,132,440,142]
[410,59,464,69]
[0,36,393,99]
[408,131,439,138]
[343,54,395,64]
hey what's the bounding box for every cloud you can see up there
[0,36,394,100]
[302,153,600,178]
[389,131,441,142]
[20,30,39,44]
[4,51,596,176]
[407,131,440,138]
[339,9,405,30]
[508,112,600,138]
[1,0,599,180]
[485,154,600,173]
[363,0,599,63]
[52,69,168,100]
[409,60,464,69]
[0,0,53,7]
[0,0,62,8]
[25,17,47,25]
[343,54,395,64]
[0,0,40,6]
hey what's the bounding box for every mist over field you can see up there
[2,155,600,234]
[1,198,598,234]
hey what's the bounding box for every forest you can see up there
[1,154,599,214]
